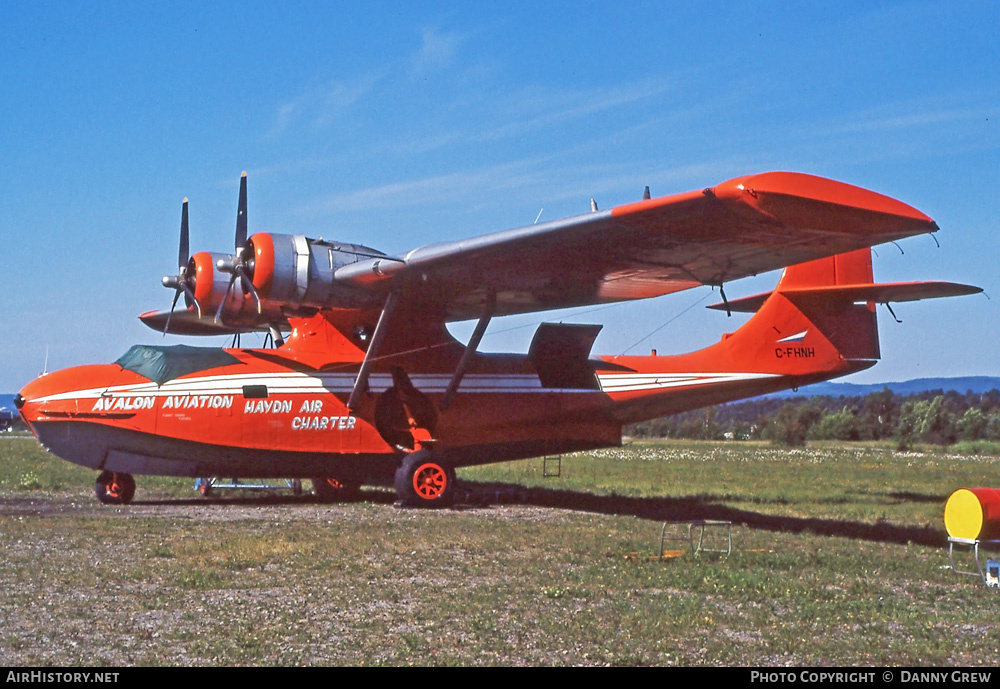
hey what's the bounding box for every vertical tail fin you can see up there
[777,247,874,290]
[774,248,880,361]
[706,246,980,369]
[699,247,881,374]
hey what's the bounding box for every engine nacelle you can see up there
[248,233,386,312]
[187,250,284,327]
[188,251,231,312]
[148,234,389,335]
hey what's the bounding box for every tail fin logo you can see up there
[776,330,808,343]
[775,329,815,359]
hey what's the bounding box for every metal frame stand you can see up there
[194,477,303,496]
[947,537,1000,584]
[659,520,733,557]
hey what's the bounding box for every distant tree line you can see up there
[625,389,1000,448]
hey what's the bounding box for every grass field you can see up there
[2,435,1000,666]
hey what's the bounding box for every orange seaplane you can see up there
[15,172,980,507]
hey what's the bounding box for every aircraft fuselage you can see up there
[16,319,863,487]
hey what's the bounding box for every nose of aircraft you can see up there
[16,375,51,435]
[16,364,150,430]
[18,369,69,437]
[16,363,154,470]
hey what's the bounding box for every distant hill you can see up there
[765,376,1000,399]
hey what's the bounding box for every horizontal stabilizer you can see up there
[707,281,983,313]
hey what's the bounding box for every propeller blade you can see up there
[164,288,182,336]
[235,172,247,251]
[179,198,189,269]
[163,198,193,330]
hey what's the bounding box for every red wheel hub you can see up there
[412,463,447,499]
[107,476,123,498]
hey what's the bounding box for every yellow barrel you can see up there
[944,488,1000,540]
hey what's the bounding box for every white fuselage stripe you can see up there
[31,370,783,404]
[596,371,780,393]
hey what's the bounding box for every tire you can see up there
[95,471,136,505]
[394,451,456,508]
[311,477,360,502]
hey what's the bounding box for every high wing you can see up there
[333,172,938,320]
[139,171,940,335]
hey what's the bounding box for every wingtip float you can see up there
[18,171,980,507]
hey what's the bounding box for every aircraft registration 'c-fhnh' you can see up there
[15,171,982,507]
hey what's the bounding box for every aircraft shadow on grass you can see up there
[136,480,947,548]
[477,482,949,548]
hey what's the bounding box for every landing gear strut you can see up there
[94,471,136,505]
[395,451,456,508]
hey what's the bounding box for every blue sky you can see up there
[1,1,997,393]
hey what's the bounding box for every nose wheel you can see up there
[394,451,456,508]
[94,471,136,505]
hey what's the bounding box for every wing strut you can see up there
[346,291,401,411]
[440,292,496,411]
[884,302,902,323]
[719,284,731,317]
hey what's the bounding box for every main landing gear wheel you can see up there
[311,477,361,502]
[395,451,456,508]
[95,471,136,505]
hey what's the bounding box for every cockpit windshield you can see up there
[115,345,240,385]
